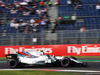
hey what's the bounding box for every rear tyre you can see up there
[8,59,18,68]
[61,57,70,67]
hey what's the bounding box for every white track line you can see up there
[0,69,100,73]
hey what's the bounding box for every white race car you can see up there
[6,51,87,68]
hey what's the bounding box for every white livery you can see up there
[6,51,87,68]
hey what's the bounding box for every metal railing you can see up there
[0,29,100,46]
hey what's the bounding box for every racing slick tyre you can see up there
[8,59,18,68]
[61,57,71,67]
[70,56,77,60]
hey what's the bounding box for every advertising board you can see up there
[0,44,100,57]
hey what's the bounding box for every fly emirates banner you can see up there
[0,44,100,57]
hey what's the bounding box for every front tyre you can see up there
[61,57,70,67]
[8,59,18,68]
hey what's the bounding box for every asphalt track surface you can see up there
[0,59,100,75]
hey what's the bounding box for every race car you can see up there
[6,51,87,68]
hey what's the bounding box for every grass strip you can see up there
[0,70,82,75]
[0,57,6,60]
[78,60,100,62]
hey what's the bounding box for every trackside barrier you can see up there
[0,44,100,57]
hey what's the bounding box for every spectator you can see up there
[44,1,48,6]
[54,0,60,5]
[24,26,29,33]
[10,22,15,27]
[0,1,3,5]
[28,26,33,33]
[18,6,29,12]
[38,18,42,23]
[23,11,30,15]
[15,3,21,9]
[74,4,82,9]
[22,6,29,11]
[67,0,72,5]
[45,18,50,30]
[33,27,37,32]
[96,3,100,9]
[1,2,6,8]
[0,21,3,25]
[29,8,35,15]
[30,18,35,24]
[14,22,19,29]
[40,0,44,7]
[11,8,18,14]
[24,0,31,4]
[34,18,39,26]
[20,1,28,6]
[41,19,46,25]
[74,0,82,9]
[36,8,42,15]
[48,0,52,6]
[2,30,7,36]
[31,2,37,8]
[11,18,16,23]
[10,21,19,29]
[71,14,77,20]
[74,0,81,5]
[80,26,88,32]
[42,8,47,14]
[7,3,14,9]
[21,21,27,26]
[19,18,23,23]
[14,1,20,9]
[14,1,17,5]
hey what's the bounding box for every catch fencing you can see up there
[0,29,100,46]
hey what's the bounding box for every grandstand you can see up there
[58,0,100,30]
[0,0,100,45]
[0,0,49,33]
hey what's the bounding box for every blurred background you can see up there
[0,0,100,46]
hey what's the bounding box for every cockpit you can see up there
[18,52,38,58]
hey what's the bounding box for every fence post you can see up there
[11,35,14,46]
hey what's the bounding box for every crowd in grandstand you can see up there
[67,0,100,9]
[67,0,82,9]
[0,0,100,34]
[10,16,50,33]
[57,0,100,31]
[0,0,52,33]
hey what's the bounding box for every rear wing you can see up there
[6,54,17,59]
